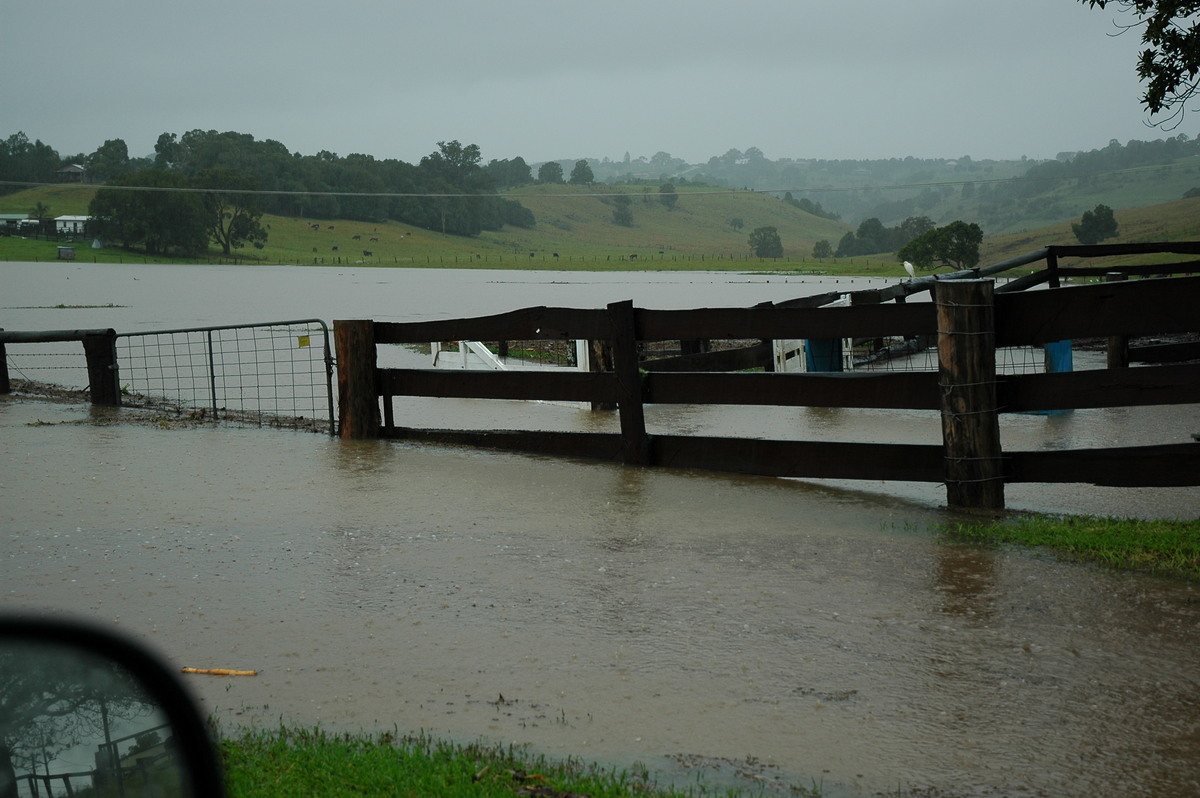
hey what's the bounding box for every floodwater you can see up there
[3,262,1199,796]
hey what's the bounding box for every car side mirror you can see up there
[0,615,226,798]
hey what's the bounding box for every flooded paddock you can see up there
[3,262,1199,796]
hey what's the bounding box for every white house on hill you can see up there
[54,215,90,234]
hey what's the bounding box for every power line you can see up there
[0,157,1154,204]
[0,173,1037,199]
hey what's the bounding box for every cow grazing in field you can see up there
[352,234,361,240]
[370,237,378,242]
[312,247,318,252]
[630,253,638,260]
[362,250,372,257]
[332,245,339,251]
[552,252,559,258]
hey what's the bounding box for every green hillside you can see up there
[980,195,1200,268]
[0,183,858,269]
[2,182,1198,274]
[486,184,849,258]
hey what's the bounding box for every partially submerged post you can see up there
[0,328,119,405]
[334,320,379,439]
[1105,272,1130,368]
[0,329,8,395]
[935,280,1005,510]
[607,300,650,465]
[82,330,120,406]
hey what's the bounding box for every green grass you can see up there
[943,514,1200,580]
[219,727,811,798]
[0,184,896,274]
[978,195,1200,267]
[4,181,1198,277]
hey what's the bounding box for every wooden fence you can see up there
[335,244,1200,511]
[0,327,120,404]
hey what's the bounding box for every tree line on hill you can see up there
[0,125,1190,257]
[0,132,548,254]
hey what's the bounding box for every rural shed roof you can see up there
[0,214,30,220]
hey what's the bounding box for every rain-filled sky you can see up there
[1,1,1179,166]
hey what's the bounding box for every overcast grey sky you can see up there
[1,1,1175,166]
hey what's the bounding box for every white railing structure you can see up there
[431,339,591,372]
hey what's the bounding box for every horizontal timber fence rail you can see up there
[2,320,336,433]
[0,328,120,404]
[336,262,1200,511]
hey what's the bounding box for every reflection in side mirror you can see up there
[0,616,226,798]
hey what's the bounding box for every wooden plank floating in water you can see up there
[181,667,258,677]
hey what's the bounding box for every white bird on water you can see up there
[903,260,916,279]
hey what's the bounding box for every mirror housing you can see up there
[0,615,226,798]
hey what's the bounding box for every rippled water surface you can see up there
[3,262,1199,796]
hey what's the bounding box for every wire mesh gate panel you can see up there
[116,320,335,432]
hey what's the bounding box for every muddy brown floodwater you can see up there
[3,262,1199,796]
[4,395,1199,797]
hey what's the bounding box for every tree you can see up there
[748,226,783,258]
[1072,203,1120,244]
[0,132,62,187]
[854,217,887,252]
[89,169,209,256]
[835,230,859,258]
[659,182,678,210]
[194,168,269,255]
[485,157,533,189]
[937,220,984,268]
[422,140,482,179]
[29,201,52,235]
[812,239,833,259]
[898,215,936,244]
[1080,1,1200,126]
[153,132,182,170]
[897,220,984,271]
[86,139,131,182]
[612,193,634,226]
[538,161,564,184]
[568,159,594,185]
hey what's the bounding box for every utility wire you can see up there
[0,171,1066,199]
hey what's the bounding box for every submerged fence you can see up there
[117,320,335,430]
[1,319,336,433]
[336,244,1200,511]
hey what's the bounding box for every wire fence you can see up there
[115,320,335,432]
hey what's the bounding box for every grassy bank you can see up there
[219,727,815,798]
[943,514,1200,580]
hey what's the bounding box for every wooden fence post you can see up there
[935,280,1005,510]
[0,329,8,395]
[1046,248,1061,289]
[82,330,120,406]
[1105,272,1130,368]
[334,320,379,439]
[608,300,650,465]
